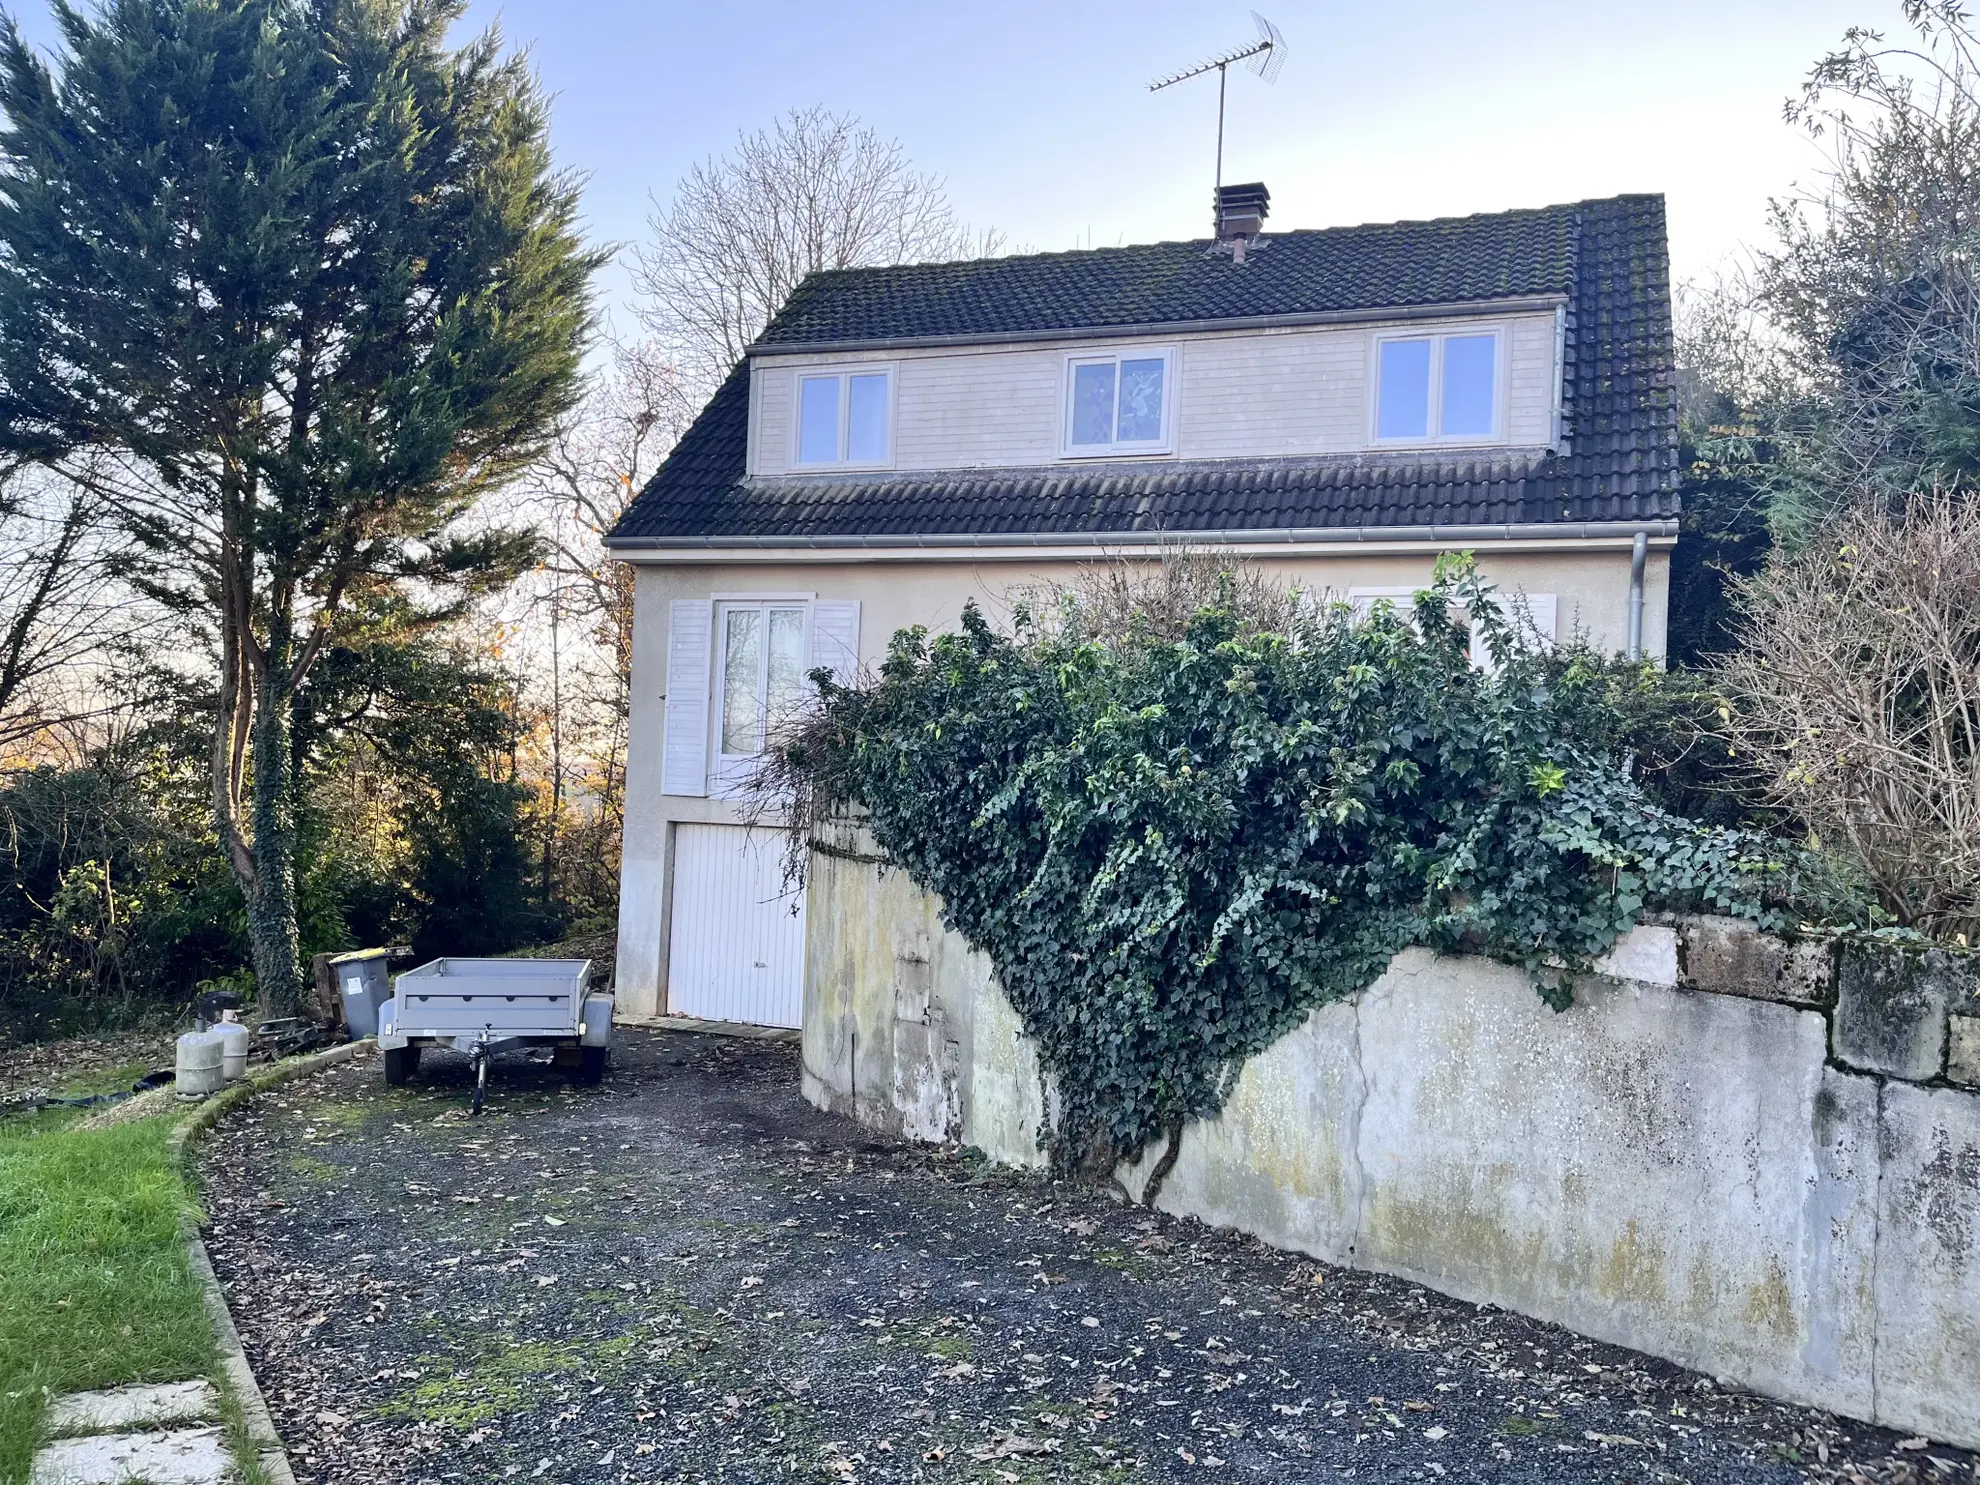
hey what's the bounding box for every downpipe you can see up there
[1626,530,1648,661]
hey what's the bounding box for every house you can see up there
[604,188,1679,1027]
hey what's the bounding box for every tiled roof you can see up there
[609,194,1677,547]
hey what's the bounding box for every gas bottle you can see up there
[175,1031,223,1098]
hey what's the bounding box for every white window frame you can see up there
[713,599,812,764]
[1060,346,1177,458]
[1368,327,1508,447]
[790,366,895,470]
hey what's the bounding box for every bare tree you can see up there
[0,462,155,755]
[499,336,695,911]
[633,106,1001,396]
[1721,494,1980,936]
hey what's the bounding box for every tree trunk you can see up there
[244,627,303,1014]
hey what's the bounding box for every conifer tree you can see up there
[0,0,602,1010]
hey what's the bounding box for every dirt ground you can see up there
[0,1027,175,1103]
[192,1029,1974,1485]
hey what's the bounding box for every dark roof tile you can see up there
[610,194,1676,546]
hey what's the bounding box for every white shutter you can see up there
[1519,593,1559,645]
[663,600,713,797]
[1470,592,1557,670]
[807,600,862,689]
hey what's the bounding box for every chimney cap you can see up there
[1213,182,1270,258]
[1216,181,1272,213]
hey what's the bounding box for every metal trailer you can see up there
[377,957,612,1114]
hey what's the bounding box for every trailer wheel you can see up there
[384,1045,420,1086]
[576,1044,607,1086]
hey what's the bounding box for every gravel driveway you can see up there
[196,1029,1972,1485]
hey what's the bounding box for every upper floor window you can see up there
[1064,348,1174,456]
[794,369,892,468]
[1373,330,1502,443]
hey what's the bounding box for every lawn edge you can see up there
[171,1040,372,1485]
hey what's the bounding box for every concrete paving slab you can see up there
[45,1380,218,1436]
[28,1426,233,1484]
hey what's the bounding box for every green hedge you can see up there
[777,560,1818,1174]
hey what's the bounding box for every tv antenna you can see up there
[1149,12,1287,198]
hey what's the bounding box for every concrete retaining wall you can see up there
[803,831,1980,1449]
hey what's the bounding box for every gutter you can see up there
[747,293,1571,359]
[609,519,1680,563]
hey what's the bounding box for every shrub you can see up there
[773,557,1814,1173]
[1722,495,1980,938]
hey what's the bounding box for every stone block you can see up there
[1592,924,1678,986]
[29,1426,233,1485]
[1678,915,1832,1005]
[1872,1082,1980,1449]
[1950,1015,1980,1090]
[46,1380,217,1436]
[1832,941,1969,1080]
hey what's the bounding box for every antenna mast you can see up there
[1149,12,1287,200]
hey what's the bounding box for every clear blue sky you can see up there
[9,0,1883,320]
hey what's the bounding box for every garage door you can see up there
[666,823,806,1027]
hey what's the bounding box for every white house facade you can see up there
[604,190,1682,1026]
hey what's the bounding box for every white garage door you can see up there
[667,823,805,1027]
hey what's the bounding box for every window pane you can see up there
[845,373,888,463]
[720,608,762,755]
[1117,358,1165,442]
[1070,361,1116,445]
[765,607,807,732]
[797,376,840,464]
[1377,339,1431,439]
[1441,335,1497,437]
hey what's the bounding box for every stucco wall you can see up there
[802,842,1980,1450]
[748,310,1561,474]
[612,545,1671,1016]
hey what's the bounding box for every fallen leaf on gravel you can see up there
[920,1445,947,1461]
[970,1434,1058,1460]
[1424,1426,1449,1440]
[541,1215,566,1227]
[316,1410,347,1427]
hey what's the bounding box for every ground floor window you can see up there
[718,602,808,759]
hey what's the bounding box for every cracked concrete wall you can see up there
[1124,951,1882,1424]
[802,824,1047,1165]
[804,847,1980,1449]
[1874,1083,1980,1446]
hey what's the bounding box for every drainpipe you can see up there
[1626,530,1648,661]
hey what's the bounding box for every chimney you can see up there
[1214,181,1270,263]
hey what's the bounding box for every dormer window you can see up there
[1063,348,1174,457]
[1373,329,1503,444]
[794,368,892,468]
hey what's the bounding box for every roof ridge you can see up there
[792,192,1662,283]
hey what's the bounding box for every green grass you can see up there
[0,1107,217,1482]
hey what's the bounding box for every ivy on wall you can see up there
[775,559,1805,1175]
